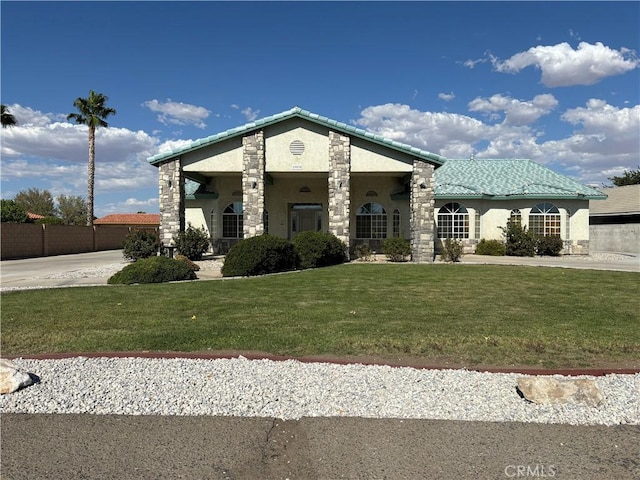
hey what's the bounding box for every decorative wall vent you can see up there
[289,140,305,155]
[365,190,378,197]
[299,186,311,193]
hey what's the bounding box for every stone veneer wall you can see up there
[158,158,185,245]
[328,131,351,252]
[410,160,435,262]
[242,131,265,238]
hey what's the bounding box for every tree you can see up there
[609,167,640,186]
[67,90,116,226]
[1,104,17,127]
[57,194,88,225]
[14,188,56,217]
[1,199,29,223]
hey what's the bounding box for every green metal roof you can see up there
[148,106,446,166]
[435,159,607,200]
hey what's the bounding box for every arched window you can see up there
[529,203,560,237]
[437,202,469,239]
[222,202,243,238]
[392,209,401,237]
[356,202,387,239]
[509,209,521,226]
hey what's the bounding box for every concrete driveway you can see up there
[0,249,128,290]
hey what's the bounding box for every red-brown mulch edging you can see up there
[4,351,638,377]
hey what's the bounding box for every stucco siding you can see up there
[264,119,330,172]
[351,138,414,173]
[182,137,243,173]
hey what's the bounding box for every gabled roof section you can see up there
[435,159,607,200]
[148,106,446,166]
[94,213,160,225]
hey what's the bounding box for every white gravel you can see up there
[1,356,637,425]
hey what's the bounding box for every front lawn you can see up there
[1,264,638,368]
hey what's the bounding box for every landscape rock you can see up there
[0,359,34,394]
[517,377,604,407]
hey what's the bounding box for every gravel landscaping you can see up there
[1,356,638,426]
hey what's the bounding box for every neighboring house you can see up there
[589,185,640,254]
[94,213,160,228]
[27,212,45,221]
[148,107,605,261]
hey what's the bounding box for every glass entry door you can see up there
[290,204,323,239]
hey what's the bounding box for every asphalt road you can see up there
[2,414,639,479]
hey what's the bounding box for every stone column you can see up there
[410,160,435,262]
[328,131,351,253]
[242,131,265,238]
[158,157,185,246]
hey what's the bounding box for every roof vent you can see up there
[290,140,305,155]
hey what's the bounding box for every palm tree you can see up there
[67,90,116,226]
[1,104,17,127]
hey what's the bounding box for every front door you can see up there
[290,204,323,239]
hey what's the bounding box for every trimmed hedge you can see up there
[221,235,297,277]
[475,239,506,256]
[108,256,197,284]
[293,231,347,269]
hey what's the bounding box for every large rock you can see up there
[0,359,34,394]
[517,377,604,407]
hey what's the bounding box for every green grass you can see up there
[2,264,639,368]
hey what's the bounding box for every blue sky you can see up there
[2,1,639,217]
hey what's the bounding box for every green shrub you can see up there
[536,236,563,256]
[475,239,506,256]
[175,254,200,271]
[122,230,160,261]
[382,237,411,262]
[354,243,374,262]
[501,221,536,257]
[293,231,347,269]
[1,200,29,223]
[173,224,211,260]
[440,238,464,262]
[108,256,197,284]
[221,235,297,277]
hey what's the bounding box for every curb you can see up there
[5,351,638,377]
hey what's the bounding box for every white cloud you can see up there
[143,99,210,129]
[491,41,640,87]
[468,94,558,126]
[552,99,640,160]
[438,92,455,102]
[241,107,260,122]
[100,197,159,215]
[355,101,638,185]
[355,103,494,158]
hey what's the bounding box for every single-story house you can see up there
[589,185,640,254]
[148,107,606,261]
